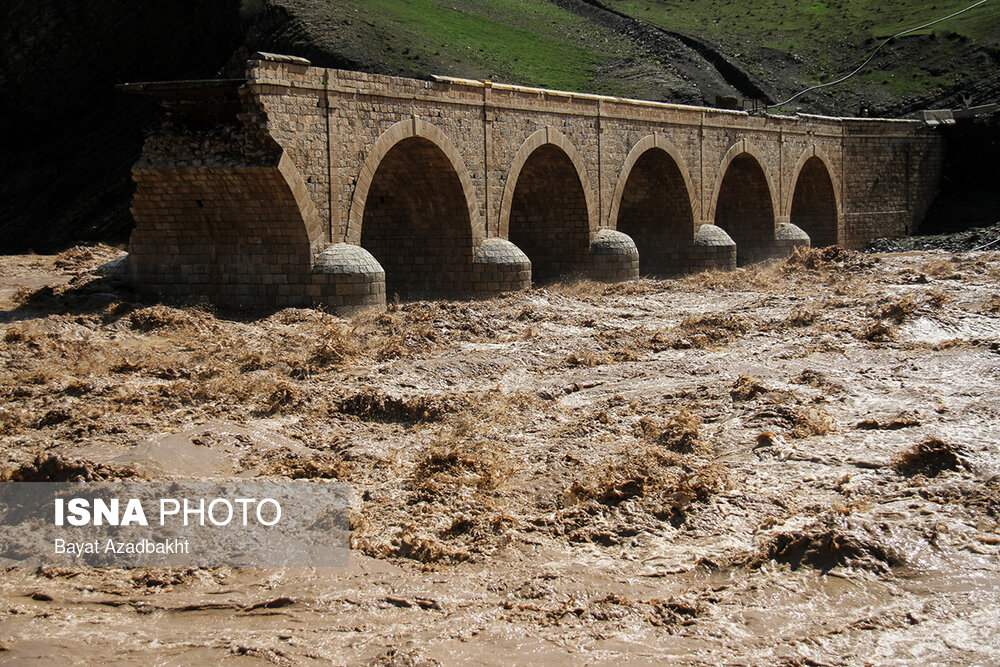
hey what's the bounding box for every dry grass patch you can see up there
[53,245,123,272]
[127,305,205,332]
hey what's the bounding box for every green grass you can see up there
[614,0,999,43]
[306,0,650,93]
[283,0,999,108]
[859,67,953,96]
[615,0,999,70]
[611,0,999,103]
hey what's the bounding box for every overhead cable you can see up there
[766,0,990,110]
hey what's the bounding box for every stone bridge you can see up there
[124,53,943,312]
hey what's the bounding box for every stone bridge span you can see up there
[125,53,942,311]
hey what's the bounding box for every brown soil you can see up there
[1,245,999,664]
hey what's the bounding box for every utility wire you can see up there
[970,236,1000,251]
[766,0,990,110]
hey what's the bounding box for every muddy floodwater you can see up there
[0,244,998,664]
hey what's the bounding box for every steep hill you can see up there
[1,0,997,251]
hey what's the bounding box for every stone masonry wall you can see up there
[126,54,943,311]
[840,120,944,248]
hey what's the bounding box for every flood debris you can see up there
[856,417,922,430]
[2,245,999,663]
[893,438,967,477]
[639,408,706,454]
[2,454,142,482]
[750,517,907,573]
[730,375,770,401]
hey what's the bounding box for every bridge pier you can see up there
[472,238,531,296]
[589,230,640,282]
[692,224,737,272]
[771,222,812,259]
[312,244,386,314]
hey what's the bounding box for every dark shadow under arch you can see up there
[714,154,775,266]
[507,144,590,283]
[615,148,694,276]
[360,137,475,299]
[790,156,839,247]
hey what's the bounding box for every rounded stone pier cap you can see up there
[776,222,811,243]
[590,229,639,256]
[474,237,530,265]
[314,243,385,277]
[695,224,736,247]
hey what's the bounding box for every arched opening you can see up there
[507,144,591,283]
[615,148,694,276]
[714,154,775,266]
[790,157,838,247]
[360,137,475,299]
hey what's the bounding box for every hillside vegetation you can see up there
[267,0,1000,112]
[1,0,997,250]
[611,0,1000,111]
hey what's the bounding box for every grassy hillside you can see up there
[311,0,627,90]
[610,0,1000,111]
[261,0,709,103]
[2,0,997,250]
[270,0,1000,113]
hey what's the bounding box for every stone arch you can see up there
[347,118,483,246]
[500,127,597,282]
[610,135,697,276]
[347,119,480,298]
[788,148,840,247]
[277,152,327,256]
[710,142,779,266]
